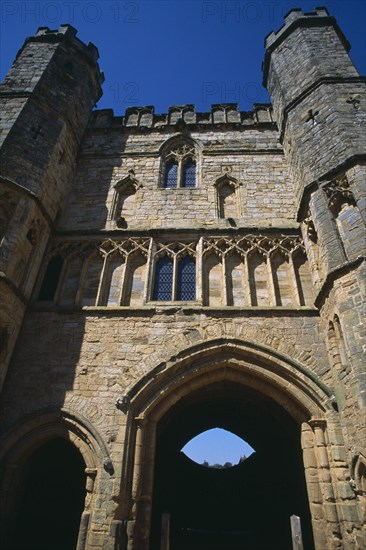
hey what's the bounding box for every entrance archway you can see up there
[121,338,338,550]
[14,438,86,550]
[150,382,314,550]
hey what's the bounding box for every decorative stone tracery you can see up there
[37,234,314,308]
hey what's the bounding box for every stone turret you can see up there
[263,8,365,196]
[264,7,366,477]
[263,7,366,288]
[0,25,104,389]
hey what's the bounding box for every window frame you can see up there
[162,155,196,189]
[160,140,198,189]
[151,253,197,303]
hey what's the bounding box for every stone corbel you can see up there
[116,394,130,413]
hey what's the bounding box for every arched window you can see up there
[37,255,64,301]
[152,255,196,301]
[161,141,197,189]
[164,161,178,188]
[181,160,196,188]
[153,257,173,300]
[176,256,196,300]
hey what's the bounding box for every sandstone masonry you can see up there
[0,9,365,550]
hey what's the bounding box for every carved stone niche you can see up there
[110,172,142,226]
[214,174,242,219]
[322,174,356,217]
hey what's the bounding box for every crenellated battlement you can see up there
[88,103,274,129]
[263,7,349,51]
[262,7,351,87]
[17,24,102,65]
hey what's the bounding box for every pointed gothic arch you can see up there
[114,338,343,550]
[159,135,201,189]
[0,408,112,550]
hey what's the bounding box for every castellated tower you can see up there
[263,8,366,443]
[0,9,365,550]
[0,26,103,388]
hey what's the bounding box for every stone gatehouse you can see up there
[0,7,365,550]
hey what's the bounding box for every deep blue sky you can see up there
[1,1,365,115]
[182,428,255,465]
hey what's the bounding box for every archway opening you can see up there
[14,438,86,550]
[150,381,314,550]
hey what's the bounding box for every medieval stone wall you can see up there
[0,9,365,550]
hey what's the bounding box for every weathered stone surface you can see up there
[0,8,365,550]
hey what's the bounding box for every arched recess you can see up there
[123,251,148,306]
[100,250,126,306]
[353,452,366,529]
[79,250,104,306]
[114,338,344,550]
[214,174,242,220]
[58,253,84,306]
[248,249,270,306]
[110,173,142,227]
[0,408,112,550]
[270,249,293,306]
[225,250,247,306]
[203,251,223,306]
[293,248,313,306]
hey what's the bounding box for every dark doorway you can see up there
[150,382,314,550]
[14,438,86,550]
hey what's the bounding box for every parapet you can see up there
[264,7,349,52]
[88,103,275,129]
[19,24,101,64]
[262,7,351,87]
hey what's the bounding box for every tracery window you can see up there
[162,143,196,188]
[152,255,196,301]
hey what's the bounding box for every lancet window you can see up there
[152,242,197,301]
